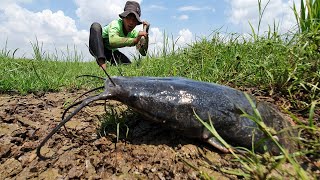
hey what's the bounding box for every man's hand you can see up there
[136,21,150,56]
[142,21,150,32]
[134,21,149,45]
[134,31,148,44]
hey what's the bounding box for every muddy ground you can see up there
[0,90,319,179]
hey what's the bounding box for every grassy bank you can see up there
[1,30,319,112]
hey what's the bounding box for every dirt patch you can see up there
[0,91,237,179]
[0,91,318,179]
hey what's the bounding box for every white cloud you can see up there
[0,3,90,60]
[173,15,189,20]
[146,27,194,56]
[180,15,189,20]
[178,6,213,12]
[148,4,167,10]
[74,0,143,26]
[0,0,33,7]
[148,27,164,55]
[176,29,193,47]
[178,6,202,11]
[226,0,299,34]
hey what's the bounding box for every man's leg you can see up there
[89,22,106,70]
[113,50,131,64]
[104,48,114,65]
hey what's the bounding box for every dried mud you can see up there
[0,90,318,179]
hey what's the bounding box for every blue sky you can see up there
[0,0,299,61]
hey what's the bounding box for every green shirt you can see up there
[102,19,139,50]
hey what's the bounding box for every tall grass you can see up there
[1,39,19,59]
[293,0,320,33]
[195,103,313,179]
[0,38,110,94]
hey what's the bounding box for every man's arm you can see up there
[108,27,136,48]
[108,22,148,48]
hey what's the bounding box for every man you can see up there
[89,1,149,70]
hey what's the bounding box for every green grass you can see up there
[195,93,316,179]
[1,30,318,110]
[293,0,320,33]
[0,46,112,94]
[0,56,93,94]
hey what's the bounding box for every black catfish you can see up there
[37,76,295,159]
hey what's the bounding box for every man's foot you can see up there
[97,58,106,70]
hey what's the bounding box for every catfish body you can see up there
[106,76,293,153]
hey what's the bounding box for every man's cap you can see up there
[119,1,142,24]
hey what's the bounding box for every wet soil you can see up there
[0,90,318,179]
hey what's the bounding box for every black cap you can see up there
[119,1,142,25]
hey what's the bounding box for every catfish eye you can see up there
[129,94,139,101]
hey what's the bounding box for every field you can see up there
[1,2,319,178]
